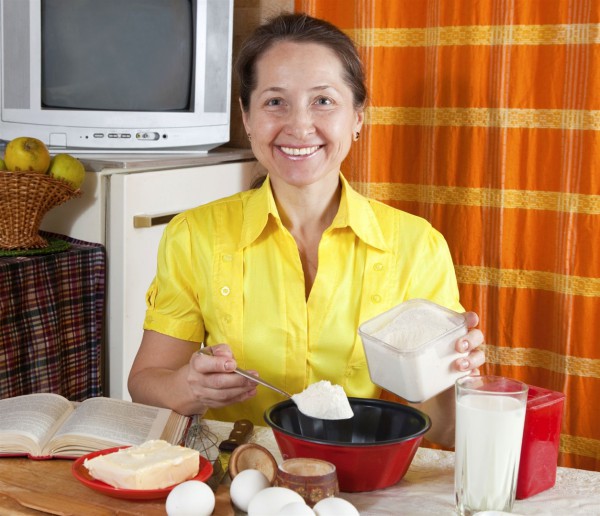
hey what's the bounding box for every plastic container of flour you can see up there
[358,299,469,403]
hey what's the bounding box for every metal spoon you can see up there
[196,347,291,398]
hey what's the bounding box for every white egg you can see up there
[274,501,315,515]
[230,468,271,512]
[248,486,305,516]
[313,496,360,516]
[165,480,215,516]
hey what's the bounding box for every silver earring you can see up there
[354,131,360,141]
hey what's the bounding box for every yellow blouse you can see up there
[144,174,463,425]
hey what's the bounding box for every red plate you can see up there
[72,446,213,500]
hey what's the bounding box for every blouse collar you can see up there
[239,174,389,252]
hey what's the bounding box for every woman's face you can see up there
[242,41,363,189]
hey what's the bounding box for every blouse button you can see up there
[373,262,384,271]
[220,286,231,296]
[222,254,233,262]
[371,294,382,303]
[223,314,232,324]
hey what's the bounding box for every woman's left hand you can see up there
[454,311,485,374]
[412,311,485,447]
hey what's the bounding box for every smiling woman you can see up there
[127,13,485,447]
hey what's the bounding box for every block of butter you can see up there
[84,440,200,490]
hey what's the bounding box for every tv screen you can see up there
[0,0,233,152]
[42,0,193,112]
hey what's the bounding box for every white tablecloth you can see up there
[202,420,600,515]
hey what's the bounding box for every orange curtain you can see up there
[296,0,600,471]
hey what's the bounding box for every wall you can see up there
[230,0,294,148]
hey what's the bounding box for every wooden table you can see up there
[1,420,600,515]
[0,457,167,515]
[0,458,235,516]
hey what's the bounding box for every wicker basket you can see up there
[0,170,81,250]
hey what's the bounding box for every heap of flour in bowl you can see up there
[292,380,354,420]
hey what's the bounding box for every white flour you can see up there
[360,299,468,402]
[292,380,354,420]
[374,303,459,351]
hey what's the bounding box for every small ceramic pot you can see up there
[275,458,339,506]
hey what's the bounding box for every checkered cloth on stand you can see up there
[0,232,105,401]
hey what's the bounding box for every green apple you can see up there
[4,136,51,173]
[0,157,6,170]
[48,153,86,189]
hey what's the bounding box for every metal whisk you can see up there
[184,414,220,462]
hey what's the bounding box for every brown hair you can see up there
[235,13,367,112]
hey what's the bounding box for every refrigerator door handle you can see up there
[133,212,179,228]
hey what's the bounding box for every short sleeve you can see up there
[406,226,464,312]
[143,214,205,342]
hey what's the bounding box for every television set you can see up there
[0,0,234,153]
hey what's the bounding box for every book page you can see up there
[0,394,74,456]
[47,397,183,455]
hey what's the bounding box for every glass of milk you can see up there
[454,375,528,516]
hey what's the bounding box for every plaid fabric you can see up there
[0,232,105,401]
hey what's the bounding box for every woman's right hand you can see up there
[186,344,258,409]
[128,331,256,416]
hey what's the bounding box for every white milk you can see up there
[455,394,526,515]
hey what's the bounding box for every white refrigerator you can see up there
[42,149,258,399]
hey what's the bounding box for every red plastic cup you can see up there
[516,385,565,499]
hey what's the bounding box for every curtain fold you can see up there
[296,0,600,471]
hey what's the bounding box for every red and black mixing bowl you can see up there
[264,397,431,492]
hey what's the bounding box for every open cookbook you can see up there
[0,393,190,459]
